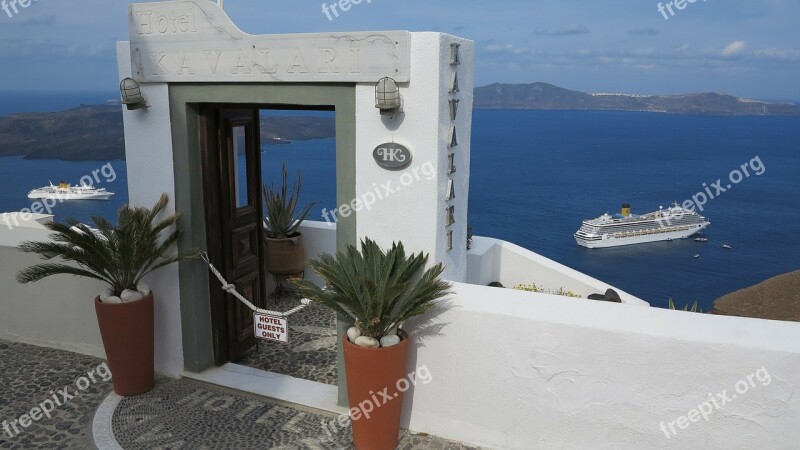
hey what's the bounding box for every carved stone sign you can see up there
[373,143,412,170]
[128,1,410,83]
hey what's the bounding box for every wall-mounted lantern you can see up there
[375,77,402,118]
[120,77,148,110]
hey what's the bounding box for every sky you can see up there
[0,0,798,101]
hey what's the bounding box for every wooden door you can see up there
[201,106,265,364]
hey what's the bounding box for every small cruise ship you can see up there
[28,181,114,201]
[575,203,710,249]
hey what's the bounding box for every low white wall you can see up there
[468,236,649,305]
[0,230,106,358]
[403,282,800,449]
[280,220,336,288]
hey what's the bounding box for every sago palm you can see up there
[16,194,196,297]
[292,238,451,339]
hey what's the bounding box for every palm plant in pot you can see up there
[263,163,317,277]
[16,194,195,396]
[292,238,450,450]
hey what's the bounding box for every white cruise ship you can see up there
[575,203,709,249]
[28,181,114,201]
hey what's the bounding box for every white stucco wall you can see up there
[468,235,650,305]
[354,33,473,282]
[403,282,800,449]
[0,229,106,357]
[117,41,184,376]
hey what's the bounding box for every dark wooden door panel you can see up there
[202,106,265,364]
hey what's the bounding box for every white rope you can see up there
[200,252,310,318]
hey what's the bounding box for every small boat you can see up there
[693,254,700,259]
[28,181,114,201]
[694,237,708,242]
[722,244,732,249]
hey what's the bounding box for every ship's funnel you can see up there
[621,203,631,217]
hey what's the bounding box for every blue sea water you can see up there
[1,92,798,310]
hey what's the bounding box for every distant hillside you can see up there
[474,83,800,116]
[0,105,335,161]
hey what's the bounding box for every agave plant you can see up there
[16,194,196,297]
[263,163,317,239]
[292,238,451,340]
[667,298,703,313]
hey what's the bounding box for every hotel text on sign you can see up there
[254,314,288,343]
[128,1,410,83]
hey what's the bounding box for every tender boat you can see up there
[28,181,114,201]
[722,244,732,249]
[694,237,708,242]
[693,254,700,259]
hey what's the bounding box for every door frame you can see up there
[168,84,357,404]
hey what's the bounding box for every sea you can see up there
[1,91,799,311]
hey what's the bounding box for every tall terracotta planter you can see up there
[94,292,155,396]
[343,330,409,450]
[265,233,306,275]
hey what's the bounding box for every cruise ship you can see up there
[575,203,709,249]
[28,181,114,201]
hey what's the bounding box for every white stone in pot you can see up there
[99,288,114,302]
[346,327,361,343]
[121,289,144,302]
[353,336,380,348]
[103,296,123,304]
[137,282,151,297]
[380,334,401,348]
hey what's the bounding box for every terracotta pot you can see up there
[94,292,155,396]
[343,330,409,450]
[265,233,306,275]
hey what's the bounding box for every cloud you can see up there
[721,41,746,56]
[533,25,589,36]
[17,15,56,26]
[628,28,659,36]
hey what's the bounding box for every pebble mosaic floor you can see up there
[112,378,486,450]
[0,340,113,449]
[237,294,339,386]
[1,340,488,449]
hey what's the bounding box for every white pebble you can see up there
[99,288,114,301]
[121,289,144,302]
[137,282,151,296]
[354,336,380,348]
[346,327,361,343]
[103,296,122,304]
[380,334,401,348]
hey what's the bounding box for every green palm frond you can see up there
[293,238,450,339]
[16,194,197,297]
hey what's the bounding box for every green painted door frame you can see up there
[168,83,356,406]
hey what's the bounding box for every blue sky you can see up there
[0,0,798,100]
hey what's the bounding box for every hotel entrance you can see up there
[199,104,339,385]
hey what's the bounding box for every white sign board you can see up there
[129,1,410,83]
[254,313,289,343]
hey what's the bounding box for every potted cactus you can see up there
[263,163,317,277]
[16,194,195,396]
[293,238,450,450]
